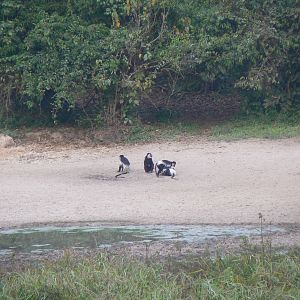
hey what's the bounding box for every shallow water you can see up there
[0,224,285,256]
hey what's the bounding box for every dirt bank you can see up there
[0,138,300,228]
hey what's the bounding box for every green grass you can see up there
[0,128,19,138]
[1,251,299,299]
[123,114,300,144]
[124,121,203,144]
[1,114,300,145]
[211,114,300,141]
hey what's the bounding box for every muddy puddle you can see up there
[0,224,285,257]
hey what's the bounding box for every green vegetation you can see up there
[1,0,299,126]
[1,251,299,299]
[126,115,300,143]
[124,121,202,143]
[211,114,300,141]
[1,115,299,145]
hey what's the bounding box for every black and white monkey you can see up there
[116,155,130,178]
[155,160,176,178]
[144,153,154,173]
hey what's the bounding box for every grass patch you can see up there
[127,114,300,144]
[1,251,299,299]
[211,114,300,141]
[0,128,19,138]
[124,121,203,144]
[1,114,300,145]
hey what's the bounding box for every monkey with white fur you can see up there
[116,155,130,178]
[155,160,176,178]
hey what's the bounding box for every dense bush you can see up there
[0,0,299,125]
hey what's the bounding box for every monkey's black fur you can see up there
[144,153,154,173]
[115,155,130,178]
[118,155,130,172]
[155,160,176,177]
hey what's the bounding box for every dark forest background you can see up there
[0,0,299,126]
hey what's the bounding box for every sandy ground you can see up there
[0,138,300,228]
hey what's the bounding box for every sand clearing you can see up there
[0,138,299,227]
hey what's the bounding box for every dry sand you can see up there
[0,138,300,228]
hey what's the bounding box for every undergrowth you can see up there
[0,250,299,300]
[210,114,300,141]
[124,121,202,144]
[1,114,300,144]
[122,114,300,143]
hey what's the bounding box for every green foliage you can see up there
[22,14,109,121]
[1,251,300,299]
[234,0,300,113]
[0,0,299,125]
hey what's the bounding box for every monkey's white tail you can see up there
[155,163,159,177]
